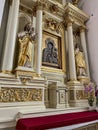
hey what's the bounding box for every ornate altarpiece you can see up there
[0,0,94,128]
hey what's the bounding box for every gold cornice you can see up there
[65,3,89,20]
[33,0,64,19]
[64,3,90,26]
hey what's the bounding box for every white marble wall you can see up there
[80,0,98,86]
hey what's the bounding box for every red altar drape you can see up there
[16,111,98,130]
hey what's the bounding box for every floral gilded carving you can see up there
[45,18,63,33]
[0,87,42,102]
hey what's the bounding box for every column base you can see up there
[0,72,14,77]
[67,81,88,107]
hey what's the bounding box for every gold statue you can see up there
[18,23,36,68]
[75,43,87,76]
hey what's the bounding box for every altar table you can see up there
[16,111,98,130]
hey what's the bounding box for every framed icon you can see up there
[42,31,62,69]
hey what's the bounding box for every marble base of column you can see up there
[67,81,88,107]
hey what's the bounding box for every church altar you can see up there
[16,111,98,130]
[0,0,96,129]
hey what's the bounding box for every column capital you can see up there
[80,26,86,33]
[66,19,73,27]
[67,22,72,27]
[36,0,47,10]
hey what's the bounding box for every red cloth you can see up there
[16,111,98,130]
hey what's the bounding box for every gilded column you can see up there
[80,27,90,77]
[67,22,77,81]
[36,5,43,75]
[2,0,20,73]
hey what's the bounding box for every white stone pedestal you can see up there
[67,80,88,107]
[49,82,69,109]
[15,66,35,79]
[78,76,90,84]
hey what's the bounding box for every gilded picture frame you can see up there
[42,31,62,69]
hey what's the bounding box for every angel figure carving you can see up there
[18,23,36,68]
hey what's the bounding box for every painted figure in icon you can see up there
[42,38,58,64]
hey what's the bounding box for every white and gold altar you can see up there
[0,0,96,129]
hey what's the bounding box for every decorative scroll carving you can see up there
[32,0,64,19]
[45,18,62,33]
[0,87,42,102]
[76,90,84,100]
[72,0,80,6]
[50,4,59,14]
[20,77,30,84]
[76,90,94,100]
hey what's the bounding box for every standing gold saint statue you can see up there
[75,43,87,76]
[18,23,36,68]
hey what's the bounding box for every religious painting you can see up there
[42,31,62,69]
